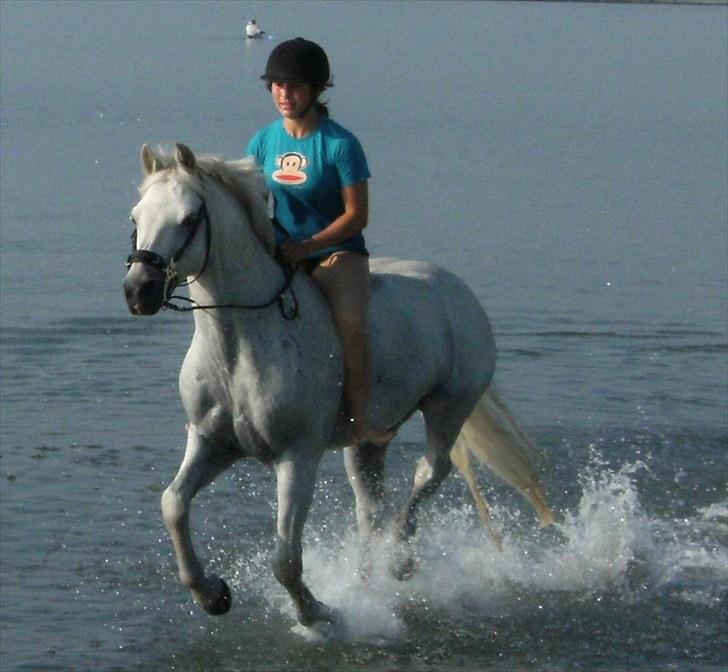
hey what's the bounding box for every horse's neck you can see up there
[187,181,283,317]
[184,178,339,379]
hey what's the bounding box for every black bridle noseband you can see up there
[126,199,298,320]
[127,201,212,300]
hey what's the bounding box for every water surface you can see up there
[1,2,726,671]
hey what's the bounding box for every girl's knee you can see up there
[334,310,367,337]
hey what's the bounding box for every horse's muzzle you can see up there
[123,265,165,315]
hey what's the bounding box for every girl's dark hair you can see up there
[314,100,330,118]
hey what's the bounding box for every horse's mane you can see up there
[140,149,275,253]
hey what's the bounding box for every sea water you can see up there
[1,2,726,671]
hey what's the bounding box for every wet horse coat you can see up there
[123,144,553,626]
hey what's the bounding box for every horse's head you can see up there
[123,143,210,315]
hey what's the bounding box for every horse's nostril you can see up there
[123,272,164,315]
[138,278,161,300]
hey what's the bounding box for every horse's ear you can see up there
[175,143,196,172]
[141,144,159,175]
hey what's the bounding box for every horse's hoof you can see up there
[292,609,347,641]
[295,603,346,641]
[316,602,339,625]
[390,553,418,582]
[298,598,338,627]
[205,579,232,616]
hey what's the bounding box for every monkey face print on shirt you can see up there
[272,152,308,185]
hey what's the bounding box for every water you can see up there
[1,1,726,670]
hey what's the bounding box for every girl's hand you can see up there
[280,239,315,265]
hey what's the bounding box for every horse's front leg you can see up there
[272,452,335,626]
[161,426,239,615]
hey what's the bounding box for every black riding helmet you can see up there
[261,38,332,90]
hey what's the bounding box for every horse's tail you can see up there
[450,386,555,545]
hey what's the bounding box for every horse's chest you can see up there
[179,339,338,457]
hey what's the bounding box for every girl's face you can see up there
[271,81,315,119]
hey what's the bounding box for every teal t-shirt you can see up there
[246,117,371,259]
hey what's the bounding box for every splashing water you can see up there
[225,451,727,644]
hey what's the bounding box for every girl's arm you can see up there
[280,181,368,264]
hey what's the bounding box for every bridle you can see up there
[127,201,211,302]
[126,198,298,319]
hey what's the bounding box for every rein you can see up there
[164,267,299,320]
[127,198,299,320]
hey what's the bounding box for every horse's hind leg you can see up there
[272,451,335,626]
[344,444,387,541]
[344,444,388,578]
[161,427,239,615]
[391,399,464,580]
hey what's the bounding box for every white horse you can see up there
[123,143,554,627]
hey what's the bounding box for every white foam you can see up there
[228,452,728,640]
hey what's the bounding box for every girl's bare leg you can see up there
[311,252,395,447]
